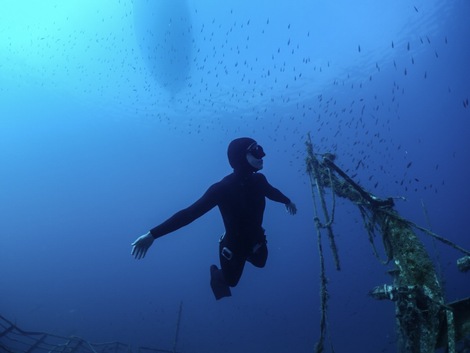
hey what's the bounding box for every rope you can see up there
[306,135,337,353]
[320,145,470,258]
[307,143,340,270]
[326,167,336,227]
[377,209,470,256]
[313,217,328,353]
[358,205,391,265]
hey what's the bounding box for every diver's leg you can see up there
[247,240,268,268]
[219,245,246,287]
[210,238,248,300]
[210,264,231,300]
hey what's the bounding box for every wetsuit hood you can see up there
[227,137,259,174]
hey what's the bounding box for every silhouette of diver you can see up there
[131,137,297,300]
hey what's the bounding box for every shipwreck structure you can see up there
[0,303,184,353]
[305,135,470,353]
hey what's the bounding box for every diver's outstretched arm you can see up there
[131,184,219,259]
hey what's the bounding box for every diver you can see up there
[131,137,297,300]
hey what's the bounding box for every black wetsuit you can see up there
[149,171,291,287]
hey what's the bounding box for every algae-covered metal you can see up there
[306,136,469,353]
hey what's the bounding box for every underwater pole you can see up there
[172,301,183,353]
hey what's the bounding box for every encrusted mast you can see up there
[306,135,470,353]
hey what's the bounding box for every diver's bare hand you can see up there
[131,232,154,259]
[286,202,297,215]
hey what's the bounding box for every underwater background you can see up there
[1,0,469,352]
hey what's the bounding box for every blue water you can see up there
[1,0,469,352]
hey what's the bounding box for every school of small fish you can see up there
[1,1,468,200]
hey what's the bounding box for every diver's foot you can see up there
[210,265,232,300]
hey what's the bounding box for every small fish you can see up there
[358,44,361,52]
[391,41,394,48]
[406,162,412,168]
[414,6,419,12]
